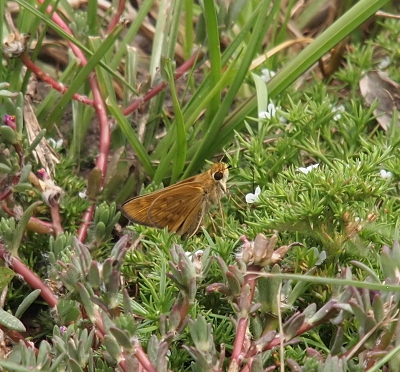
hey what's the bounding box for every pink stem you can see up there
[50,203,64,235]
[122,49,204,116]
[0,245,58,308]
[20,53,94,106]
[0,325,38,353]
[77,204,95,242]
[229,271,258,368]
[36,1,110,242]
[134,342,157,372]
[107,0,127,33]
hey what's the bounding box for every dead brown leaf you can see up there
[359,71,400,131]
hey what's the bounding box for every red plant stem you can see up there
[0,188,12,201]
[2,202,54,234]
[1,202,14,216]
[118,359,128,372]
[229,271,258,368]
[174,295,190,330]
[20,53,94,106]
[90,72,110,180]
[1,184,55,236]
[77,204,95,242]
[134,341,157,372]
[93,307,106,341]
[27,217,54,235]
[0,245,58,308]
[107,0,127,33]
[30,217,54,229]
[50,203,64,235]
[0,325,38,353]
[240,316,327,372]
[231,317,248,362]
[36,0,110,242]
[122,49,204,116]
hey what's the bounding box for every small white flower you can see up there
[380,169,393,181]
[378,56,391,69]
[259,103,277,119]
[297,163,319,174]
[331,104,345,121]
[261,68,276,83]
[246,186,261,204]
[48,138,63,149]
[79,189,87,199]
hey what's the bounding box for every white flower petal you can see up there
[378,56,391,69]
[259,103,277,119]
[297,163,319,174]
[246,186,261,203]
[261,68,276,83]
[79,189,87,199]
[380,169,393,181]
[331,104,345,121]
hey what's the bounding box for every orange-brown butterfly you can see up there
[121,163,229,237]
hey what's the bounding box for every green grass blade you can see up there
[162,61,187,184]
[203,0,221,125]
[110,0,157,70]
[106,99,154,178]
[210,0,392,157]
[44,22,126,128]
[183,0,274,177]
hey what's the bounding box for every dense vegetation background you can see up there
[0,0,400,371]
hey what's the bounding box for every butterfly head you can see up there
[210,162,229,192]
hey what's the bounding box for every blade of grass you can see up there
[106,99,154,178]
[166,0,185,61]
[43,21,127,128]
[152,57,238,183]
[211,0,393,159]
[89,37,117,103]
[13,0,135,94]
[87,0,99,35]
[203,0,222,127]
[124,46,138,107]
[263,272,400,293]
[11,201,43,255]
[163,60,187,184]
[183,0,275,177]
[183,0,194,60]
[0,1,3,72]
[110,0,157,70]
[152,8,258,163]
[150,0,169,82]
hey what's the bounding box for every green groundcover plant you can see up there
[0,0,399,371]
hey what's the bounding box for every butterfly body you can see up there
[121,163,228,237]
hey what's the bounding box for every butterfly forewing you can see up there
[147,183,205,235]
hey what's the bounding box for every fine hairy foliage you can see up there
[0,0,399,371]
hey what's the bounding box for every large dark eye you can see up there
[213,171,224,181]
